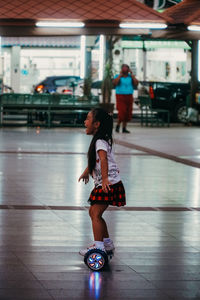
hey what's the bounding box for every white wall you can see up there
[20,48,81,93]
[118,47,191,83]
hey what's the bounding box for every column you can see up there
[191,40,198,106]
[85,47,92,78]
[143,42,147,81]
[11,46,21,93]
[0,36,3,94]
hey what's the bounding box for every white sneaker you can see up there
[79,242,105,256]
[103,238,115,252]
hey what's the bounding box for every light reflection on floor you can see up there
[89,272,102,299]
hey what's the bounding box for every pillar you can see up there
[143,42,147,81]
[191,40,198,106]
[85,47,92,78]
[0,37,3,94]
[105,36,112,65]
[86,36,96,78]
[11,46,20,93]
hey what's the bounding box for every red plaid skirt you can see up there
[88,181,126,207]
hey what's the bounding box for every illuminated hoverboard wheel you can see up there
[84,249,108,271]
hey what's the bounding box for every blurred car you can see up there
[56,80,84,96]
[34,76,82,94]
[138,81,191,122]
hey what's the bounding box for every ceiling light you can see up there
[188,25,200,32]
[119,22,167,29]
[36,21,85,28]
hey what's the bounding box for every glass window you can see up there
[54,79,68,86]
[54,77,80,87]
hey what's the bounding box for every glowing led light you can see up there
[99,35,105,81]
[188,25,200,32]
[80,35,86,79]
[36,21,85,28]
[119,22,167,29]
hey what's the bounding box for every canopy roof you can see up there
[162,0,200,25]
[0,0,169,23]
[152,0,200,40]
[0,0,171,36]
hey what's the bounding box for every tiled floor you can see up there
[0,126,199,299]
[115,124,200,167]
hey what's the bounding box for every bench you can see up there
[139,96,170,127]
[0,94,100,127]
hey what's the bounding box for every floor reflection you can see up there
[0,127,199,300]
[88,272,102,299]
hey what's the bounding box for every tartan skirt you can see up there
[88,181,126,207]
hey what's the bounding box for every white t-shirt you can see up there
[92,139,121,187]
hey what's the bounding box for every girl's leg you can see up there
[89,204,109,241]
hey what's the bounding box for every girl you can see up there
[78,108,126,256]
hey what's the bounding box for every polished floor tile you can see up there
[0,127,199,299]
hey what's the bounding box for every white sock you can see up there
[95,241,104,248]
[103,238,112,244]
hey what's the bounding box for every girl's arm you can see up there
[98,150,111,193]
[78,167,89,184]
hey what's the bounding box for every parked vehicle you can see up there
[56,80,84,96]
[34,76,82,94]
[139,81,191,122]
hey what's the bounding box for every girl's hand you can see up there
[78,169,89,184]
[102,178,111,193]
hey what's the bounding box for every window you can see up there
[54,79,68,86]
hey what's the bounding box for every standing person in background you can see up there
[113,64,139,133]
